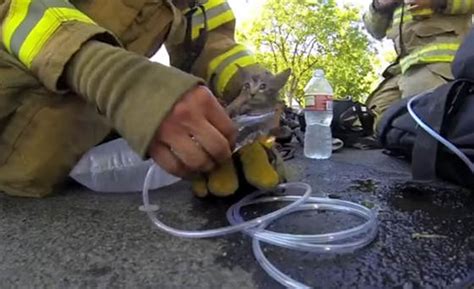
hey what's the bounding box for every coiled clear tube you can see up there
[141,165,312,238]
[227,194,378,288]
[141,164,378,288]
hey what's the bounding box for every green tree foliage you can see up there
[237,0,380,105]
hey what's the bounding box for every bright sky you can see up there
[151,0,388,65]
[227,0,367,23]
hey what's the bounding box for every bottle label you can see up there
[305,94,333,111]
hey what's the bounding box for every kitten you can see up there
[226,66,291,117]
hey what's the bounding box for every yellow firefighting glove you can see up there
[192,65,291,197]
[192,136,286,198]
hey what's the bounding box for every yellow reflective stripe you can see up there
[208,44,246,80]
[2,0,33,53]
[19,8,93,67]
[192,8,234,39]
[392,11,412,26]
[420,55,455,62]
[406,43,459,60]
[392,8,433,26]
[197,0,225,15]
[467,0,473,11]
[392,14,412,25]
[450,0,472,13]
[207,44,257,95]
[401,45,459,66]
[9,0,75,57]
[216,55,256,95]
[411,8,434,17]
[393,7,433,17]
[451,0,464,13]
[400,43,460,73]
[183,0,218,14]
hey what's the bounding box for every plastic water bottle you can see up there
[303,69,334,159]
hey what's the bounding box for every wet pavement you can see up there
[0,149,473,289]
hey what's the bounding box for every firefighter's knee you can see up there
[0,95,110,198]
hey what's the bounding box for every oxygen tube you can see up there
[140,112,379,288]
[407,94,474,173]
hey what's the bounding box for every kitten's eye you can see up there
[243,83,251,90]
[259,84,267,90]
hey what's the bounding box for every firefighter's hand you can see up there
[148,86,237,178]
[191,138,286,198]
[405,0,433,10]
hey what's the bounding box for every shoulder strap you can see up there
[181,1,208,73]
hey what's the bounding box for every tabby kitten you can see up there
[226,66,291,117]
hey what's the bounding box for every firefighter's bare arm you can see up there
[363,0,398,40]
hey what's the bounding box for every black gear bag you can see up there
[377,28,474,189]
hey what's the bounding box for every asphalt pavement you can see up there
[1,148,473,289]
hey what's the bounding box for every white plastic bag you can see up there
[69,138,180,193]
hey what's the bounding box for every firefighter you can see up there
[0,0,285,198]
[364,0,473,122]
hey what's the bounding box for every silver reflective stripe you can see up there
[10,0,73,56]
[212,50,250,82]
[192,2,231,27]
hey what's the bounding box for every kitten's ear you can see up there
[274,68,292,90]
[236,64,249,80]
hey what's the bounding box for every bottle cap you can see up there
[314,69,324,77]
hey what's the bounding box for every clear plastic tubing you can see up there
[141,164,379,288]
[407,93,474,173]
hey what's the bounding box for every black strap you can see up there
[181,1,208,73]
[411,80,466,181]
[355,104,376,136]
[274,143,297,161]
[337,102,374,137]
[398,2,407,57]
